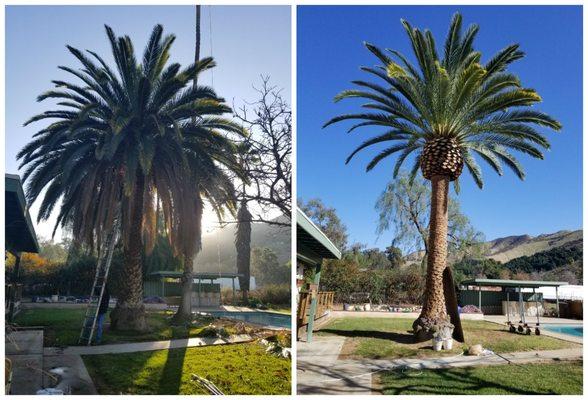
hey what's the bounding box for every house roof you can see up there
[461,278,569,289]
[147,270,243,280]
[297,207,341,263]
[5,174,39,254]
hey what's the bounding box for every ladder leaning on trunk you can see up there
[78,216,121,346]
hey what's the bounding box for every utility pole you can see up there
[194,5,201,88]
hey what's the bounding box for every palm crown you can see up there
[324,13,561,190]
[18,24,246,257]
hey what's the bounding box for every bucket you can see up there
[443,338,453,350]
[432,338,443,351]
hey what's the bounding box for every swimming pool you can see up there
[210,311,291,329]
[542,324,583,337]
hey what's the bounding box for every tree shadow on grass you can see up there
[378,366,559,395]
[158,339,189,395]
[319,329,415,344]
[83,350,154,394]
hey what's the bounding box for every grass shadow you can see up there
[158,339,189,394]
[319,329,415,344]
[379,364,572,395]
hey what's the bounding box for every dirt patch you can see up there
[338,338,360,359]
[371,372,384,395]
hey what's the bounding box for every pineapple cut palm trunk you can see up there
[413,175,453,341]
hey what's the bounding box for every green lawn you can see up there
[83,342,291,395]
[376,361,583,395]
[318,317,580,359]
[13,308,236,347]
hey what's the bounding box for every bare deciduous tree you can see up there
[233,76,292,224]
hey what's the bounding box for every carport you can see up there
[460,278,568,317]
[145,271,243,306]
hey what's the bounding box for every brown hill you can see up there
[404,229,582,264]
[487,230,582,263]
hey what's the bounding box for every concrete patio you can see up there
[6,330,96,395]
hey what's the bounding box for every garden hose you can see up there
[191,374,224,395]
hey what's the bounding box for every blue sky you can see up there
[6,5,291,240]
[297,5,582,249]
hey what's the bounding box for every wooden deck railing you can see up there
[297,291,334,337]
[5,284,23,321]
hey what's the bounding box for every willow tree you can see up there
[324,13,561,340]
[19,24,244,331]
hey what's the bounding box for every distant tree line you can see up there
[452,244,582,284]
[503,245,582,275]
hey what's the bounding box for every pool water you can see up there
[542,324,583,337]
[210,311,291,329]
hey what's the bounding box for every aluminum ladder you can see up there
[78,219,120,345]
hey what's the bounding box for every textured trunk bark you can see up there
[110,172,147,332]
[413,175,452,341]
[236,202,251,305]
[172,256,194,324]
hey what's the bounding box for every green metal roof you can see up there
[461,278,568,288]
[147,270,243,280]
[5,174,39,254]
[297,208,341,263]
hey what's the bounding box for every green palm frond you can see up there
[324,12,561,187]
[18,24,243,259]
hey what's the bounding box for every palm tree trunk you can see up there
[236,201,251,304]
[110,172,147,332]
[412,175,452,341]
[173,255,194,324]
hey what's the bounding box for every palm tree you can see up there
[235,199,252,302]
[18,24,244,331]
[324,13,561,340]
[233,141,258,303]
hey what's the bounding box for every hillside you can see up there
[404,229,582,265]
[447,229,583,283]
[193,217,290,274]
[486,230,582,263]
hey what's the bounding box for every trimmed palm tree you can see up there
[233,142,258,303]
[235,199,252,302]
[324,13,561,340]
[18,24,244,331]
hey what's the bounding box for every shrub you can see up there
[319,258,425,305]
[248,284,290,307]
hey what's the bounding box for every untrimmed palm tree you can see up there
[324,13,561,340]
[19,24,245,331]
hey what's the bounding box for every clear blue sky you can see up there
[6,5,291,240]
[298,5,582,249]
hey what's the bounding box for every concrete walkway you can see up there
[297,336,375,395]
[297,336,583,395]
[45,334,254,356]
[6,330,97,395]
